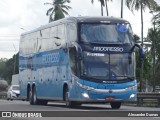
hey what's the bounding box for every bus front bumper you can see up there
[75,82,137,102]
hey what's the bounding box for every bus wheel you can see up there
[32,87,39,105]
[29,88,34,105]
[110,102,121,109]
[65,89,73,108]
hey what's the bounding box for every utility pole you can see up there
[153,21,156,92]
[12,43,17,74]
[121,0,123,18]
[140,1,144,92]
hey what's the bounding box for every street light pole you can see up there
[12,43,17,74]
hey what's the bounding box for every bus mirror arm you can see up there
[71,43,82,60]
[130,44,144,61]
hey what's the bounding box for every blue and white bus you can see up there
[19,17,143,109]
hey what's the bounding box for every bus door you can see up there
[69,47,80,98]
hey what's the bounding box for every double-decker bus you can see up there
[19,17,143,109]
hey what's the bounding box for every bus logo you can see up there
[42,52,60,64]
[93,47,123,52]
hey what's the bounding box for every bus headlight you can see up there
[82,93,89,99]
[130,94,135,99]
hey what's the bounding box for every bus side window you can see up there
[69,47,77,75]
[67,23,77,42]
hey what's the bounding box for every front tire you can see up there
[110,102,121,109]
[64,88,74,108]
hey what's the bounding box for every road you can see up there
[0,100,160,120]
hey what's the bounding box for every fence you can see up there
[137,92,160,107]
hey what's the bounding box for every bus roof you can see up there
[21,16,129,36]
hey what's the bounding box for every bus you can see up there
[19,17,143,109]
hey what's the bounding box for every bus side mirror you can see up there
[71,43,82,61]
[130,44,144,61]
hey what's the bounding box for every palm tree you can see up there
[125,0,157,92]
[91,0,113,16]
[44,0,71,22]
[104,0,112,16]
[91,0,105,16]
[126,0,157,45]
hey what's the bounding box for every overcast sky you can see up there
[0,0,159,59]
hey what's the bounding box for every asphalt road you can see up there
[0,99,160,120]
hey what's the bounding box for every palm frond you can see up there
[61,5,72,10]
[46,8,54,16]
[61,9,69,15]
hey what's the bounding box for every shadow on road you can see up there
[46,102,126,110]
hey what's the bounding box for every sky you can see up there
[0,0,159,59]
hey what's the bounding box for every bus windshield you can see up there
[81,52,135,81]
[80,23,133,44]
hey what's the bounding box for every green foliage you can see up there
[125,0,158,12]
[151,5,160,28]
[0,53,19,85]
[134,33,152,86]
[135,50,152,82]
[133,34,140,43]
[147,25,160,85]
[45,0,71,22]
[0,58,7,79]
[54,8,65,21]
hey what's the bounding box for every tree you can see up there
[151,5,160,86]
[104,0,112,16]
[133,34,140,43]
[0,53,19,85]
[147,27,160,86]
[125,0,157,92]
[91,0,105,16]
[45,0,71,22]
[152,5,160,28]
[0,58,7,79]
[126,0,157,45]
[133,34,152,91]
[91,0,113,16]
